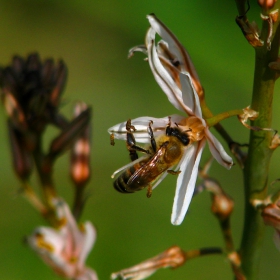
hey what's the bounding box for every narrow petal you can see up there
[205,129,233,169]
[147,14,203,97]
[179,72,202,118]
[171,140,206,225]
[128,45,147,58]
[108,115,185,143]
[146,27,192,114]
[77,222,96,268]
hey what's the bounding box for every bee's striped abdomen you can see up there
[113,161,144,193]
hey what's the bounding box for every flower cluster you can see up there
[0,54,97,279]
[109,14,233,225]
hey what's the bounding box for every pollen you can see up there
[35,233,54,252]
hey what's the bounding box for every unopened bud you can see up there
[111,246,186,280]
[8,121,33,180]
[258,0,277,10]
[211,192,234,221]
[48,107,91,159]
[49,60,67,107]
[3,92,27,131]
[70,102,91,187]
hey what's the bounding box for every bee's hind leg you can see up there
[146,184,152,198]
[167,170,181,175]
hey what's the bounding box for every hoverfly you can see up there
[112,118,191,198]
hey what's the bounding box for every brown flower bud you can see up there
[211,193,234,221]
[70,102,91,187]
[258,0,277,10]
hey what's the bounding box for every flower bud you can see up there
[70,102,91,187]
[258,0,277,10]
[211,192,234,221]
[111,246,186,280]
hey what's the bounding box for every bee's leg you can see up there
[167,170,181,175]
[146,184,152,198]
[126,119,150,161]
[148,120,156,152]
[166,116,173,136]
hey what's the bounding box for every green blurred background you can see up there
[1,1,280,279]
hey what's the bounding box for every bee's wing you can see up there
[127,143,168,186]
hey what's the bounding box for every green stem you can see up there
[239,8,280,278]
[206,109,244,127]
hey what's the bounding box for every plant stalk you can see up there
[239,9,280,278]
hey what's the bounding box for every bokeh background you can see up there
[1,1,280,279]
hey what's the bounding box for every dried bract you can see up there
[235,17,264,47]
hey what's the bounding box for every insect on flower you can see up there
[113,118,192,198]
[108,14,233,225]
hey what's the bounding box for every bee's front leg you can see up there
[147,120,157,152]
[126,119,150,161]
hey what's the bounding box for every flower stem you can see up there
[206,109,244,127]
[21,181,47,215]
[239,8,280,278]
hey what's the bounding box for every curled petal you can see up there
[147,14,203,97]
[180,72,202,118]
[205,129,233,170]
[171,140,206,225]
[146,27,191,114]
[108,115,185,143]
[128,45,147,58]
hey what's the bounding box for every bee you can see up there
[113,118,191,198]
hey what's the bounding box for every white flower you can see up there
[109,14,233,225]
[27,198,98,280]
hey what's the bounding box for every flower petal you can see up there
[146,27,192,114]
[180,72,202,118]
[128,45,147,58]
[27,226,65,255]
[205,129,233,169]
[27,226,74,277]
[76,268,99,280]
[77,222,96,268]
[171,140,206,225]
[147,14,203,97]
[108,115,185,143]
